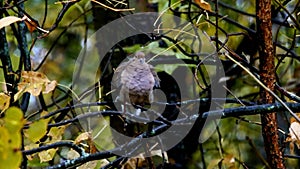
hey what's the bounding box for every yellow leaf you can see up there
[25,143,39,160]
[21,71,47,81]
[3,107,24,137]
[15,71,57,100]
[0,145,22,169]
[38,148,57,163]
[194,0,212,12]
[47,126,66,141]
[0,107,24,169]
[0,93,10,113]
[25,118,50,143]
[0,127,10,159]
[26,83,43,96]
[0,16,23,29]
[13,87,26,102]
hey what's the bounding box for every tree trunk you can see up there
[256,0,285,168]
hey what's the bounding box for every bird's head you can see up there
[134,51,145,64]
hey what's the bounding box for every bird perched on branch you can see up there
[112,51,160,113]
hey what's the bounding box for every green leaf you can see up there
[0,107,24,169]
[26,118,50,143]
[4,107,24,148]
[4,107,24,133]
[0,142,22,169]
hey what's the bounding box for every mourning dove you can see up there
[113,52,160,110]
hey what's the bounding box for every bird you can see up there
[112,51,160,113]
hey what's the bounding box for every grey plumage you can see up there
[112,52,160,108]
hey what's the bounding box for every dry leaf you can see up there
[122,150,168,169]
[289,121,300,148]
[75,132,91,144]
[38,148,58,162]
[15,71,57,101]
[23,16,39,33]
[99,159,110,167]
[286,117,300,154]
[223,154,237,169]
[75,132,98,153]
[77,161,98,169]
[0,16,24,29]
[67,149,80,160]
[194,0,212,12]
[24,143,39,160]
[122,158,147,169]
[44,80,57,93]
[0,93,10,113]
[24,20,37,33]
[47,126,67,141]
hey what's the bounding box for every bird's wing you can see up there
[112,60,130,88]
[149,65,160,88]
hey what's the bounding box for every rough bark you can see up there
[256,0,285,168]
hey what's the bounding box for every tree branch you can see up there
[256,0,285,168]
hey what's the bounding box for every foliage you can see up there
[0,107,24,169]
